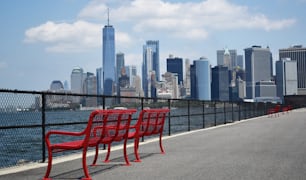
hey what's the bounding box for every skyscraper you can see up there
[145,40,160,81]
[166,55,183,85]
[116,52,125,96]
[63,80,69,90]
[126,65,137,87]
[236,55,244,69]
[102,13,115,96]
[190,57,211,100]
[211,66,229,101]
[244,46,273,100]
[223,49,231,69]
[83,72,97,106]
[71,67,85,103]
[142,46,153,98]
[131,65,137,76]
[116,52,125,84]
[184,59,191,97]
[50,80,64,91]
[142,40,159,98]
[83,72,97,95]
[96,67,102,96]
[279,45,306,95]
[217,49,237,70]
[276,58,298,101]
[71,66,84,94]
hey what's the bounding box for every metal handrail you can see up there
[0,89,269,169]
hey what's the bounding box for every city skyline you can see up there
[1,0,305,91]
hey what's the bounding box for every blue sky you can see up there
[0,0,305,91]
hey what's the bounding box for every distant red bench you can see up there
[282,105,292,114]
[43,109,137,180]
[267,105,281,118]
[95,108,170,164]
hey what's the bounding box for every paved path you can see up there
[0,108,306,180]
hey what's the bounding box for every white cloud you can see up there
[80,0,296,37]
[24,20,134,53]
[25,20,101,52]
[24,0,296,53]
[77,1,108,20]
[116,31,134,49]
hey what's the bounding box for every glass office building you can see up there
[102,23,115,96]
[142,40,159,98]
[166,55,183,85]
[276,58,298,101]
[279,45,306,95]
[244,46,272,100]
[211,65,229,101]
[190,57,211,100]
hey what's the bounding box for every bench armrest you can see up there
[45,130,85,142]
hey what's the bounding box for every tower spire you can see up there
[107,8,110,26]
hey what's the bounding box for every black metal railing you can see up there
[0,89,277,169]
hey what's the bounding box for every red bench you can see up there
[43,109,137,180]
[132,108,170,162]
[282,105,292,114]
[267,105,281,118]
[99,108,170,164]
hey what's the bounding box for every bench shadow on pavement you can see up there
[50,153,155,179]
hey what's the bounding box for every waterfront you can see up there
[0,105,252,169]
[0,108,305,180]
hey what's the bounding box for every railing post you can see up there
[244,103,247,119]
[214,101,217,126]
[252,103,254,118]
[263,103,266,116]
[102,95,106,150]
[188,100,190,131]
[232,101,234,122]
[252,103,255,118]
[223,102,226,124]
[202,101,205,129]
[250,103,252,118]
[41,93,46,163]
[239,102,241,121]
[102,96,105,109]
[168,99,171,136]
[253,103,255,117]
[141,97,145,142]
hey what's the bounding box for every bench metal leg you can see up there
[123,139,131,166]
[159,133,165,154]
[134,137,141,162]
[91,145,99,166]
[104,143,111,163]
[43,148,53,180]
[82,147,92,180]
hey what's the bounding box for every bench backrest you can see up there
[103,109,137,141]
[84,109,137,145]
[135,108,170,137]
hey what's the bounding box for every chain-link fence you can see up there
[0,89,272,169]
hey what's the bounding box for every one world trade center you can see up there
[102,13,115,96]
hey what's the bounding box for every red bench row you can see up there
[43,108,170,180]
[267,105,292,118]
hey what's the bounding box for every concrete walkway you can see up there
[0,108,306,180]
